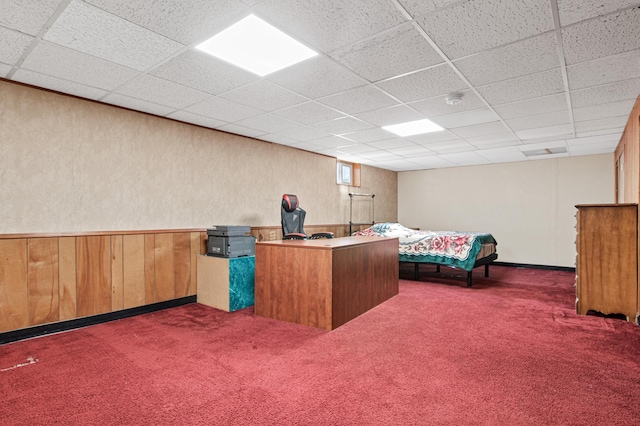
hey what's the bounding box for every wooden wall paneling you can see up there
[144,234,155,304]
[189,232,201,295]
[58,237,77,321]
[123,234,146,309]
[173,232,191,298]
[0,239,28,332]
[154,233,175,302]
[111,235,124,311]
[27,238,59,326]
[76,236,111,318]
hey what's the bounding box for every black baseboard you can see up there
[494,261,576,273]
[0,296,196,346]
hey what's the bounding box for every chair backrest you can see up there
[281,194,306,236]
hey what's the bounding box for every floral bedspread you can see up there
[353,222,497,271]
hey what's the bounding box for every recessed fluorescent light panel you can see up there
[195,14,317,76]
[382,119,444,137]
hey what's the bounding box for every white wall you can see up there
[398,154,614,267]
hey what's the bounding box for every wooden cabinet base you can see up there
[254,236,399,330]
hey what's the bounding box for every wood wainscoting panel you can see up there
[331,238,399,329]
[154,233,175,302]
[58,236,77,321]
[123,234,146,309]
[144,234,155,304]
[189,232,202,295]
[76,236,111,318]
[0,239,28,332]
[173,232,191,298]
[111,235,124,311]
[27,238,59,326]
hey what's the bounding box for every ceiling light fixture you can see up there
[445,92,463,106]
[382,119,444,137]
[195,14,317,76]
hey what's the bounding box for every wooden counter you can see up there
[254,236,399,330]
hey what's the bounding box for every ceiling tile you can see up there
[85,0,248,45]
[340,128,397,144]
[571,78,640,108]
[477,68,565,105]
[266,56,365,99]
[166,111,226,129]
[515,124,574,140]
[21,41,139,90]
[386,144,436,157]
[259,133,302,146]
[573,99,636,122]
[476,146,528,163]
[505,110,570,131]
[408,90,486,117]
[358,150,404,161]
[566,133,623,147]
[376,64,468,103]
[450,121,510,139]
[234,113,300,134]
[431,108,500,129]
[11,69,108,100]
[366,138,416,150]
[150,50,258,95]
[272,101,345,125]
[253,0,406,52]
[567,49,640,90]
[335,143,379,155]
[370,160,422,172]
[115,74,211,109]
[454,32,559,86]
[273,126,333,142]
[576,128,625,139]
[557,0,640,26]
[101,93,176,116]
[312,116,375,134]
[465,132,521,149]
[0,0,62,35]
[220,79,308,112]
[409,156,456,169]
[493,93,568,120]
[185,96,261,123]
[397,0,459,17]
[517,139,567,151]
[331,22,443,82]
[562,7,640,65]
[416,0,554,59]
[318,85,399,115]
[44,0,184,71]
[0,63,12,77]
[216,123,267,138]
[407,130,460,145]
[0,27,33,65]
[574,115,629,133]
[354,104,424,127]
[439,152,490,166]
[309,135,355,149]
[425,140,477,154]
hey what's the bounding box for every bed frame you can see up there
[401,253,498,287]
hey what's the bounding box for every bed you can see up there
[352,223,498,286]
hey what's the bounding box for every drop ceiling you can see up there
[2,0,639,171]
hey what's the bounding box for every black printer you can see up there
[206,225,255,258]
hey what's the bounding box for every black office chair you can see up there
[281,194,334,240]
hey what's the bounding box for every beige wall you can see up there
[0,80,397,234]
[398,154,614,267]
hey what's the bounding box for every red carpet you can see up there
[1,266,639,425]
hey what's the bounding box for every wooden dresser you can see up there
[575,204,638,323]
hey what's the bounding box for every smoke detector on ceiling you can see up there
[445,92,463,105]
